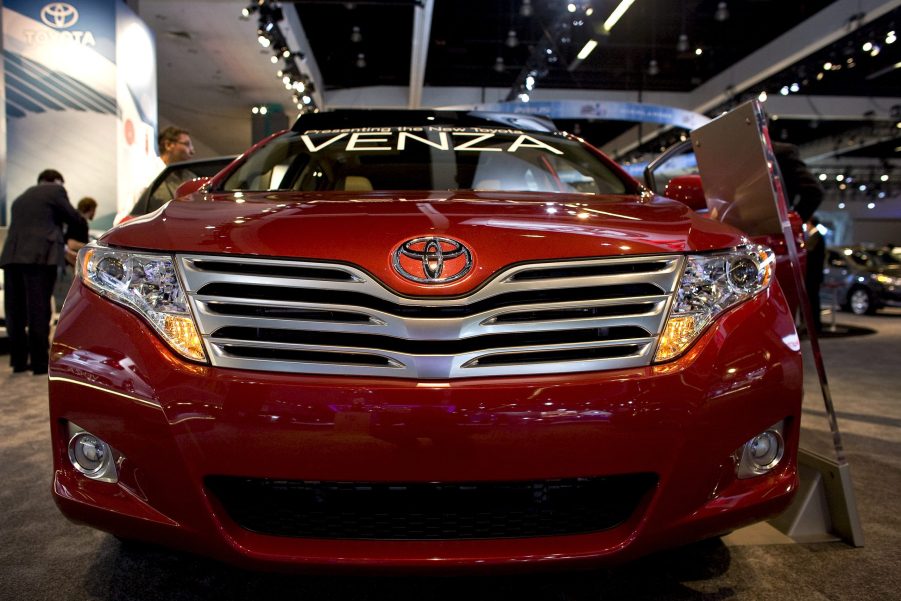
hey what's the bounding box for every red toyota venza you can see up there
[49,110,802,571]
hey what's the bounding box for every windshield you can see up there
[218,126,632,195]
[847,249,901,268]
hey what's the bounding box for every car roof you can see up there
[291,110,559,133]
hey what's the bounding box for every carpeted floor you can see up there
[1,309,899,601]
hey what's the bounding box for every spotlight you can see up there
[506,29,518,48]
[351,25,362,43]
[789,82,800,93]
[780,86,790,96]
[520,0,533,17]
[887,30,897,44]
[714,2,729,22]
[677,33,689,53]
[758,90,768,102]
[518,92,530,103]
[356,52,366,68]
[494,56,505,73]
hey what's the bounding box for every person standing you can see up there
[64,196,98,262]
[1,169,85,375]
[150,126,197,209]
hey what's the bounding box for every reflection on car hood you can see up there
[103,190,747,295]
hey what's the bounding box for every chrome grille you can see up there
[178,254,683,378]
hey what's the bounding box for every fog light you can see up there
[67,423,119,483]
[736,421,785,479]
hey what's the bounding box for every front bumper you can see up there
[49,279,802,571]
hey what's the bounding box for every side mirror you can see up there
[663,175,707,212]
[175,176,210,198]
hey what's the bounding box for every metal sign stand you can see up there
[690,101,864,547]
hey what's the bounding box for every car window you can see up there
[219,127,630,195]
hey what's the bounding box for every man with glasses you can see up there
[148,126,198,208]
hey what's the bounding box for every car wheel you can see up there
[848,287,875,315]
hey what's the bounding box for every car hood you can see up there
[104,191,748,295]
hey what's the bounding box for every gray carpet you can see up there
[1,309,899,600]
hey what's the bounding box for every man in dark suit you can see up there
[1,169,85,375]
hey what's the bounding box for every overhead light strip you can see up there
[603,0,637,33]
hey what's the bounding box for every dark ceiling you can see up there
[280,0,901,163]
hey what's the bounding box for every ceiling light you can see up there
[647,59,659,76]
[282,75,290,84]
[863,41,873,52]
[351,25,362,43]
[836,174,844,181]
[356,53,366,68]
[567,3,577,12]
[259,106,268,115]
[714,2,729,22]
[258,35,271,48]
[525,75,535,90]
[780,86,790,95]
[270,55,278,64]
[867,202,876,209]
[818,173,827,181]
[518,92,530,103]
[816,72,824,80]
[758,90,767,102]
[577,39,598,60]
[603,0,636,33]
[839,183,847,190]
[276,70,283,77]
[520,0,533,17]
[251,106,259,114]
[838,202,846,209]
[506,29,519,48]
[878,191,887,198]
[887,30,896,44]
[494,56,505,72]
[870,44,881,56]
[677,33,689,53]
[302,95,312,105]
[881,174,889,181]
[695,47,703,56]
[240,6,252,19]
[586,7,594,16]
[282,49,291,58]
[293,81,305,92]
[823,61,833,70]
[859,184,867,192]
[789,82,800,93]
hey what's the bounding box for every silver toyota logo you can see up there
[41,3,79,29]
[393,237,473,284]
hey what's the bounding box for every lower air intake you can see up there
[206,474,657,540]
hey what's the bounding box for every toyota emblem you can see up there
[40,3,79,29]
[393,237,473,284]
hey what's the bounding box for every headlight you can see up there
[655,245,775,362]
[78,245,205,362]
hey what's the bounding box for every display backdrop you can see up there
[2,0,157,229]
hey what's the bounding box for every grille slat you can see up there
[206,474,658,540]
[179,254,682,378]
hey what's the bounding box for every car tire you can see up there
[848,287,875,315]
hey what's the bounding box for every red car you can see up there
[50,111,801,571]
